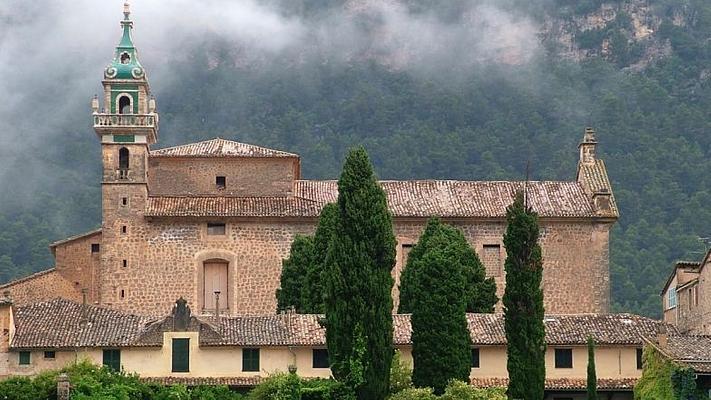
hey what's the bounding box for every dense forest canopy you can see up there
[0,0,709,317]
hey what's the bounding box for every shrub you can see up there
[387,387,437,400]
[247,373,301,400]
[389,351,413,395]
[440,380,506,400]
[0,376,54,400]
[301,379,355,400]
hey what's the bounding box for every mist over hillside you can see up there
[0,0,709,317]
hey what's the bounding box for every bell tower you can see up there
[92,2,157,308]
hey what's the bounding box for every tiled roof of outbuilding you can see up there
[11,299,151,349]
[11,300,666,349]
[649,335,711,373]
[471,377,638,390]
[146,180,604,219]
[150,138,298,158]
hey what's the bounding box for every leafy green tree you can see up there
[324,146,397,400]
[302,203,338,314]
[276,235,315,313]
[409,219,472,394]
[503,192,545,400]
[587,336,598,400]
[398,219,497,314]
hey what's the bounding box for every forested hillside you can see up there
[0,0,709,317]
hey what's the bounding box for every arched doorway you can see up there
[203,259,228,312]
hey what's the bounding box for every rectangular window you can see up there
[636,348,643,370]
[207,222,226,236]
[313,349,329,369]
[401,244,414,266]
[216,176,226,190]
[482,244,502,276]
[554,348,573,369]
[91,243,100,253]
[171,339,190,372]
[44,351,56,359]
[122,259,127,268]
[18,351,30,365]
[471,348,480,368]
[102,349,121,371]
[242,348,260,372]
[121,197,128,206]
[121,225,127,234]
[667,287,677,309]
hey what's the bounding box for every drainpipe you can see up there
[286,307,297,373]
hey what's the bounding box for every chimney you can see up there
[657,324,668,348]
[579,127,598,165]
[80,288,89,325]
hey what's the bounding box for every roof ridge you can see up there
[0,267,57,289]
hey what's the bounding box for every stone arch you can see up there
[118,147,130,170]
[116,93,133,114]
[194,249,236,315]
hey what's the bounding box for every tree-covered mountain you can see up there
[0,0,708,318]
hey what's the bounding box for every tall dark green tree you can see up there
[302,203,338,314]
[398,219,497,314]
[408,219,472,394]
[503,191,545,400]
[324,147,396,400]
[587,336,598,400]
[276,235,314,313]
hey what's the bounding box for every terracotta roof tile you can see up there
[11,300,667,349]
[576,160,619,217]
[11,299,152,349]
[471,377,638,390]
[146,180,601,219]
[48,228,101,249]
[654,335,711,373]
[150,138,298,158]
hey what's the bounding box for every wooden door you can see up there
[203,261,228,310]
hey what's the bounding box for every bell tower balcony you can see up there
[93,112,159,144]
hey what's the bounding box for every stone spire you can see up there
[579,127,597,166]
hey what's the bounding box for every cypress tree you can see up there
[399,220,497,314]
[503,191,545,400]
[276,235,315,313]
[324,146,396,400]
[587,336,598,400]
[409,219,472,395]
[302,203,338,314]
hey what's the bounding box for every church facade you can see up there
[0,4,618,317]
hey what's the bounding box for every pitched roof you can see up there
[150,138,298,158]
[49,228,101,249]
[0,268,57,290]
[471,377,638,391]
[11,299,152,349]
[146,180,602,219]
[576,159,618,217]
[649,335,711,373]
[11,300,667,349]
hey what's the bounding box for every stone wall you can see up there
[98,213,611,316]
[147,157,298,197]
[0,270,81,307]
[53,232,102,304]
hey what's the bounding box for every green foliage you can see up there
[587,336,597,400]
[387,381,506,400]
[502,192,546,400]
[302,203,338,314]
[398,220,496,314]
[389,351,413,395]
[277,235,315,313]
[406,219,474,394]
[324,147,397,400]
[300,379,356,400]
[0,376,54,400]
[632,345,703,400]
[247,373,301,400]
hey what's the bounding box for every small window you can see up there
[172,338,190,372]
[122,259,127,268]
[637,348,643,370]
[121,197,128,206]
[207,222,226,236]
[667,287,677,309]
[118,96,131,114]
[118,147,130,170]
[19,351,30,365]
[121,225,127,234]
[313,349,329,369]
[120,289,125,299]
[471,348,480,368]
[555,348,573,369]
[401,244,414,266]
[44,351,55,359]
[482,244,502,276]
[91,243,100,253]
[103,349,121,371]
[216,176,226,190]
[242,348,260,372]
